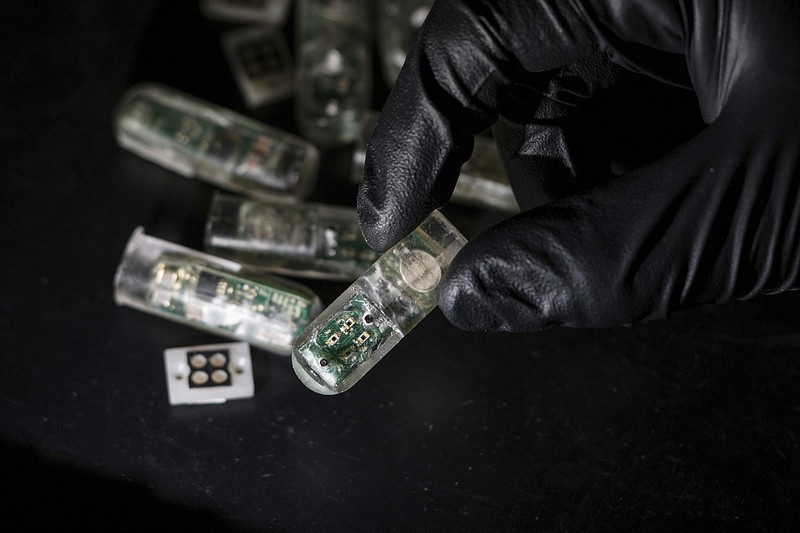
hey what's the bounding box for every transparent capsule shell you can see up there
[376,0,433,87]
[352,113,519,213]
[292,210,466,394]
[350,110,380,184]
[201,0,292,26]
[295,0,372,145]
[456,136,520,213]
[114,83,319,202]
[205,193,379,281]
[114,227,322,356]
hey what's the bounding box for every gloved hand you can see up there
[358,0,800,331]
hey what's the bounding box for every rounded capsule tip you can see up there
[292,350,338,395]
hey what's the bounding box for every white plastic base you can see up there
[163,342,254,405]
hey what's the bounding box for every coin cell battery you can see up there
[164,342,254,405]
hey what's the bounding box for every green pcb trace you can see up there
[292,210,467,394]
[114,227,322,356]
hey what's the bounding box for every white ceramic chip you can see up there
[163,341,254,405]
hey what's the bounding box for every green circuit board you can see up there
[125,96,303,191]
[300,292,392,387]
[147,254,315,333]
[319,220,379,266]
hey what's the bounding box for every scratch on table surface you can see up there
[709,331,800,348]
[329,450,361,462]
[387,417,420,441]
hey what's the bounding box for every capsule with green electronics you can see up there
[295,0,371,145]
[292,210,466,394]
[114,227,322,356]
[205,193,379,281]
[114,83,319,202]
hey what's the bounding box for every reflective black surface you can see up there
[2,2,799,531]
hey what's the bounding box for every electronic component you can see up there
[352,114,519,213]
[221,25,293,109]
[292,210,466,394]
[164,342,254,405]
[376,0,433,87]
[201,0,292,26]
[114,83,318,202]
[114,227,322,356]
[295,0,371,145]
[205,193,379,281]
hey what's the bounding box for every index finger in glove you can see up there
[358,0,600,251]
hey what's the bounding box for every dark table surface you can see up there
[2,2,800,531]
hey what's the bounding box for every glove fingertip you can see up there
[439,251,550,333]
[439,271,497,331]
[356,189,392,253]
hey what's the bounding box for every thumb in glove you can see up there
[360,0,800,331]
[442,75,800,331]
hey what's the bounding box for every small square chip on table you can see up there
[222,25,294,109]
[164,341,254,405]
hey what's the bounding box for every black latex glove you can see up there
[358,0,800,331]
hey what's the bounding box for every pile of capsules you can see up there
[113,0,516,399]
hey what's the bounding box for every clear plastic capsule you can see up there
[295,0,371,145]
[352,114,519,213]
[455,135,520,213]
[376,0,433,87]
[114,83,318,202]
[201,0,292,26]
[114,227,322,356]
[205,193,379,281]
[292,210,466,394]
